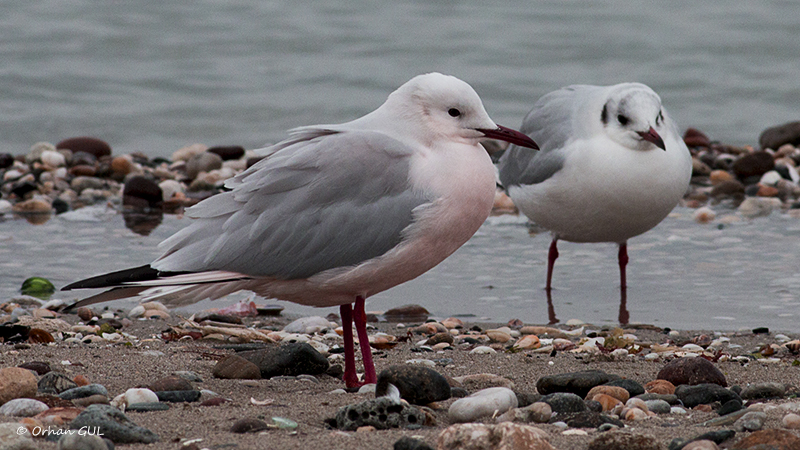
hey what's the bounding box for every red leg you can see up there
[339,303,360,388]
[546,238,559,292]
[618,242,629,291]
[353,296,377,384]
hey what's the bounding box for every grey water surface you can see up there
[1,0,799,156]
[2,206,799,331]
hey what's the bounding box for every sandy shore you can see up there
[2,311,800,450]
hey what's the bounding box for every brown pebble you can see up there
[200,397,229,407]
[71,394,109,407]
[645,379,676,395]
[76,307,95,322]
[56,137,112,158]
[73,375,90,387]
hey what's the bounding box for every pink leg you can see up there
[618,242,629,291]
[353,296,377,384]
[339,303,360,388]
[546,238,559,291]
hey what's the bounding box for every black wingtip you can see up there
[62,264,161,291]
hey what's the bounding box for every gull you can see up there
[497,82,691,301]
[63,73,538,388]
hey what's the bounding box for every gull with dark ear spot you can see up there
[62,73,538,388]
[497,82,691,320]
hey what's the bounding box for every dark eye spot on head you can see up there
[617,114,629,126]
[448,108,461,118]
[657,110,664,125]
[601,103,609,124]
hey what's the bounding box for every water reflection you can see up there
[122,208,163,236]
[545,287,629,325]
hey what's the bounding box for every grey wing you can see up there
[153,130,430,279]
[498,85,598,188]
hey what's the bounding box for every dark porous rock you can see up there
[186,152,224,179]
[239,342,329,378]
[18,361,51,375]
[588,429,662,450]
[657,357,727,387]
[155,390,201,403]
[147,375,193,392]
[536,370,621,397]
[683,128,712,148]
[375,365,450,405]
[383,304,429,322]
[560,411,624,429]
[38,371,79,394]
[759,121,800,150]
[675,383,741,408]
[740,382,785,400]
[125,402,170,412]
[70,404,158,444]
[541,392,587,414]
[718,399,743,416]
[669,430,737,450]
[56,137,112,158]
[123,176,163,209]
[731,151,775,181]
[334,397,424,431]
[394,436,435,450]
[212,355,261,380]
[208,145,245,161]
[603,379,645,397]
[0,152,14,169]
[59,384,109,400]
[634,393,679,404]
[730,428,800,450]
[230,417,269,433]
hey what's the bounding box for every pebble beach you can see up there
[1,122,800,449]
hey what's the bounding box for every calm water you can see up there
[2,206,800,331]
[1,1,799,156]
[2,1,800,331]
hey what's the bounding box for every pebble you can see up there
[69,404,158,444]
[125,402,170,412]
[56,137,112,158]
[513,334,541,350]
[675,383,741,408]
[375,365,451,405]
[0,398,49,417]
[586,385,630,403]
[238,342,329,378]
[383,304,429,322]
[0,367,38,404]
[587,429,662,450]
[148,375,193,392]
[656,357,727,387]
[18,361,51,375]
[448,387,518,423]
[230,417,268,433]
[645,379,676,395]
[393,436,435,450]
[283,316,334,334]
[680,440,720,450]
[730,428,800,449]
[693,207,716,224]
[437,423,553,450]
[734,411,766,432]
[740,382,785,400]
[0,422,36,450]
[541,392,587,414]
[72,394,110,407]
[644,399,672,414]
[122,388,159,406]
[155,390,201,403]
[497,401,552,424]
[57,434,112,450]
[782,413,800,429]
[536,370,620,397]
[470,346,496,354]
[604,379,645,397]
[59,384,108,400]
[212,355,261,380]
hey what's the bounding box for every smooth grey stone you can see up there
[69,404,158,444]
[125,402,170,412]
[154,390,201,403]
[375,365,450,405]
[59,384,108,400]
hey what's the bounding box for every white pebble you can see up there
[405,359,436,367]
[124,388,159,406]
[449,387,518,423]
[357,384,376,395]
[562,429,588,436]
[283,316,335,334]
[470,346,497,355]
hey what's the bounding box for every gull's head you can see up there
[600,83,667,151]
[384,73,538,151]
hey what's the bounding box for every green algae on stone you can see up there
[20,277,55,300]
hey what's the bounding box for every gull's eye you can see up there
[448,108,461,118]
[656,110,664,126]
[617,114,629,126]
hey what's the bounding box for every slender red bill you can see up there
[637,127,666,150]
[478,125,539,150]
